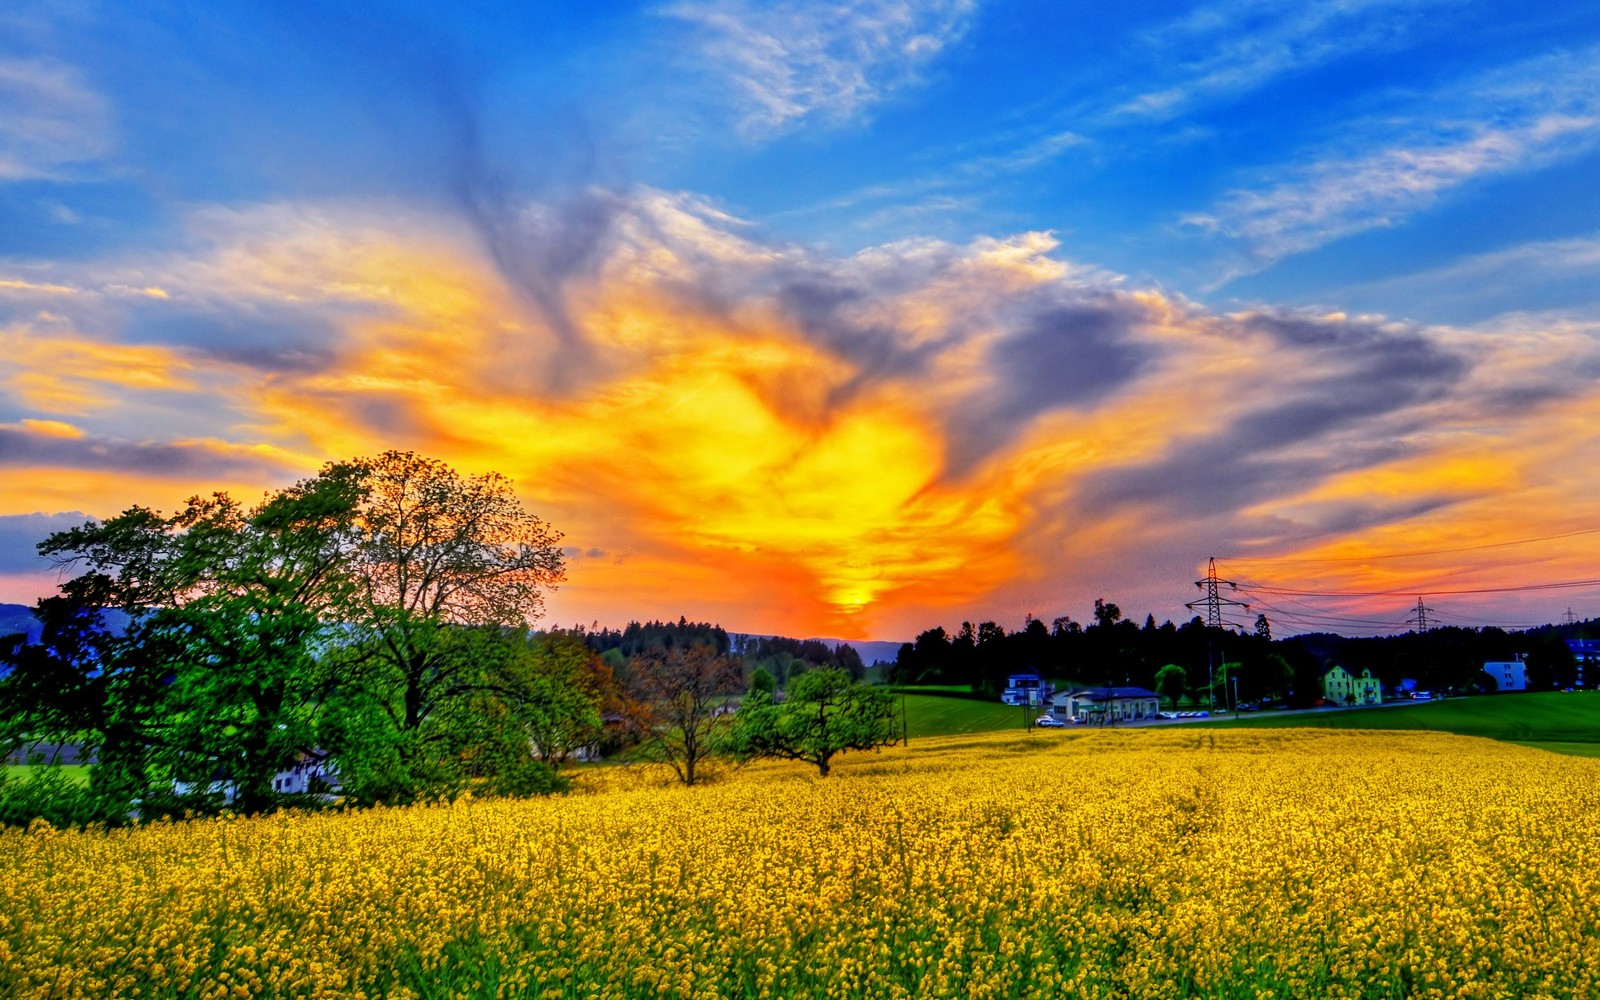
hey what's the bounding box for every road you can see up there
[1051,698,1438,730]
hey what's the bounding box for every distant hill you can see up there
[0,603,40,643]
[805,638,905,666]
[0,603,132,644]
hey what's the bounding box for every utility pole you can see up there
[1188,558,1249,713]
[1208,642,1214,713]
[1406,597,1434,631]
[1565,607,1578,626]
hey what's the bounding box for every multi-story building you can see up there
[1322,665,1382,706]
[1001,671,1048,706]
[1483,656,1527,692]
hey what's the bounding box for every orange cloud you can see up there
[2,194,1599,637]
[0,325,194,415]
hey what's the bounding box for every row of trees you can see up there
[0,452,587,821]
[0,454,900,824]
[893,600,1589,706]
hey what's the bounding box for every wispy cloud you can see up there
[1114,0,1446,122]
[0,56,113,180]
[1185,46,1600,270]
[663,0,976,136]
[1338,232,1600,320]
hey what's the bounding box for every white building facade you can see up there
[1049,686,1161,723]
[1484,658,1527,692]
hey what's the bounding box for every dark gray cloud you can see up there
[0,425,291,480]
[124,301,349,375]
[776,277,942,383]
[1075,310,1473,521]
[939,292,1155,475]
[991,301,1148,416]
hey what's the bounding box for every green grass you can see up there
[897,692,1038,738]
[1204,691,1600,754]
[1511,741,1600,758]
[3,764,91,785]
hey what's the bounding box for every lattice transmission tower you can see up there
[1405,597,1435,631]
[1186,557,1250,629]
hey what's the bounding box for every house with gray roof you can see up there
[1048,686,1161,723]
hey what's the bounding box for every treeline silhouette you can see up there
[891,601,1590,704]
[581,619,865,684]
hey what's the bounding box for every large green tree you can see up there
[150,473,364,814]
[1,465,365,816]
[1,451,574,818]
[328,451,566,797]
[0,523,172,820]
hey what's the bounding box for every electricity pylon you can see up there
[1405,597,1434,631]
[1186,557,1250,628]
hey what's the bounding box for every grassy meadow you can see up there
[894,687,1038,737]
[1206,691,1600,748]
[7,728,1600,999]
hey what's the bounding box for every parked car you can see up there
[1035,716,1066,728]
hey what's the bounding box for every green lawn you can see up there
[1204,691,1600,753]
[3,764,91,785]
[895,691,1038,738]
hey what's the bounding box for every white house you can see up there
[175,754,342,803]
[1049,686,1161,723]
[1001,671,1048,706]
[1484,657,1527,692]
[273,755,341,796]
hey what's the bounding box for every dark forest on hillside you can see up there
[891,601,1591,705]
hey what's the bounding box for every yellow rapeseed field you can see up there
[4,729,1600,999]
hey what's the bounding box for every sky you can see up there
[2,0,1600,641]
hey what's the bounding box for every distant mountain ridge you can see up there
[730,633,904,666]
[804,638,904,666]
[0,603,40,643]
[0,603,134,644]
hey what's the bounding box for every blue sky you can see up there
[11,0,1599,320]
[2,0,1600,637]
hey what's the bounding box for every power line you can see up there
[1222,561,1582,636]
[1221,526,1600,565]
[1233,576,1600,599]
[1233,587,1410,630]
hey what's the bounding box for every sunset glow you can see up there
[3,3,1599,639]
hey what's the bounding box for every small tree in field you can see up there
[1154,663,1187,710]
[728,668,898,776]
[625,645,742,786]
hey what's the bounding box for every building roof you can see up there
[1060,686,1159,701]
